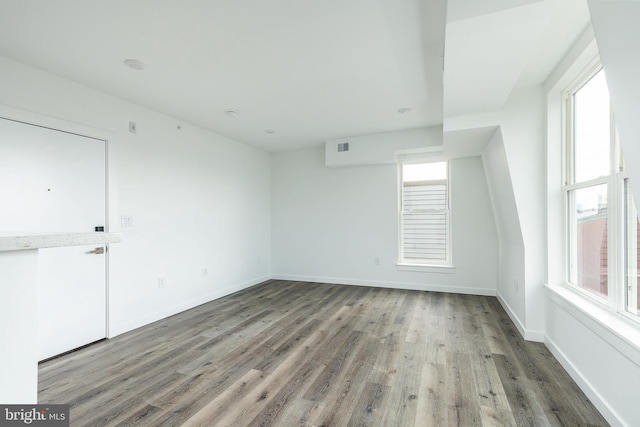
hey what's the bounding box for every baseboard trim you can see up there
[496,292,544,342]
[108,274,271,337]
[545,335,624,427]
[271,274,496,296]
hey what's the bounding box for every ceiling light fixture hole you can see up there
[124,59,145,71]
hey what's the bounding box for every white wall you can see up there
[325,126,442,167]
[0,56,272,337]
[0,250,38,403]
[498,85,547,338]
[271,145,498,294]
[481,129,526,333]
[546,288,640,427]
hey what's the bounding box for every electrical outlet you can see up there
[202,268,208,277]
[158,277,165,288]
[374,257,380,266]
[514,278,519,292]
[129,121,137,134]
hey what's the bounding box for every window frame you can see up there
[625,179,639,316]
[397,159,453,269]
[562,63,640,323]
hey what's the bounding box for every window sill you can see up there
[545,283,640,366]
[396,263,456,274]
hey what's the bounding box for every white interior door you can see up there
[0,117,107,360]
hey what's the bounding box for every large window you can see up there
[399,160,450,265]
[565,66,640,319]
[625,182,640,315]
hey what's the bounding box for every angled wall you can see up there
[446,84,547,340]
[481,129,526,332]
[498,85,547,338]
[588,0,640,206]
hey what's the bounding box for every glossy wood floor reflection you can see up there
[38,280,608,426]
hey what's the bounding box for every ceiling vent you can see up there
[337,141,350,152]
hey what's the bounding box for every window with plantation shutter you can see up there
[399,161,450,265]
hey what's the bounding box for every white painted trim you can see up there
[496,291,545,342]
[397,159,453,267]
[525,329,545,342]
[545,334,625,427]
[0,103,113,141]
[108,274,271,338]
[271,274,496,296]
[396,263,456,274]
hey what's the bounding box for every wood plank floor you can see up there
[38,280,609,426]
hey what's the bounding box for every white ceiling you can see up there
[0,0,589,152]
[444,0,591,118]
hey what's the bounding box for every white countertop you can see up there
[0,232,122,252]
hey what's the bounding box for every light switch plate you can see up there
[121,216,134,227]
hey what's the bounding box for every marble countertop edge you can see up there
[0,232,123,252]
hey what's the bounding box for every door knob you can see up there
[86,247,105,254]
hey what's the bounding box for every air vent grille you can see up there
[337,142,350,152]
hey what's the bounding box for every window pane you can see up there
[403,179,447,210]
[573,70,611,183]
[625,181,640,316]
[570,184,608,297]
[403,161,447,183]
[401,161,449,264]
[402,211,447,262]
